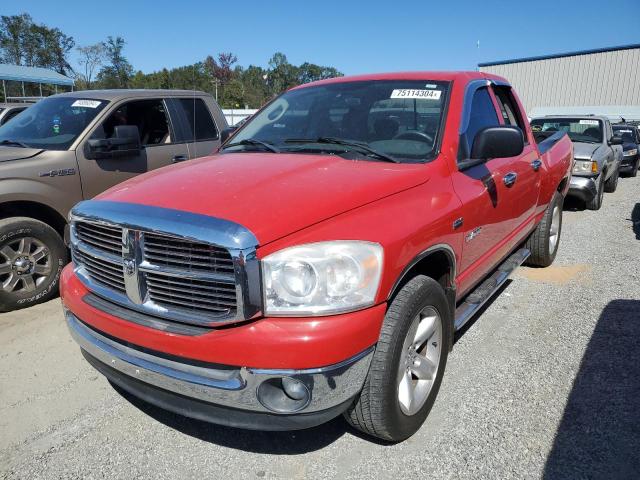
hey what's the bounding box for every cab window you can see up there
[92,99,171,146]
[459,87,500,160]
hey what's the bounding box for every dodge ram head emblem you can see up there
[123,259,136,276]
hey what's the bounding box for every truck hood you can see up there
[99,152,429,245]
[0,146,44,162]
[572,142,601,159]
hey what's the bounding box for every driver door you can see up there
[76,98,189,199]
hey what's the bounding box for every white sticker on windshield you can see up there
[425,84,438,89]
[579,119,599,125]
[390,89,441,100]
[71,99,102,109]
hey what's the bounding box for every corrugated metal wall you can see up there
[479,48,640,113]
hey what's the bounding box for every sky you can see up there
[7,0,640,75]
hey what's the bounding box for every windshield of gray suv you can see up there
[224,80,450,163]
[530,117,603,144]
[0,97,108,150]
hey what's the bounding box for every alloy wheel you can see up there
[549,205,561,253]
[397,306,443,416]
[0,236,51,293]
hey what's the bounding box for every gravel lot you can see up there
[1,174,639,480]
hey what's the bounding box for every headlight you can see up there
[624,149,638,156]
[573,159,597,174]
[262,241,383,316]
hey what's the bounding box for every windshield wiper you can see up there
[222,139,280,153]
[284,137,399,163]
[0,139,30,148]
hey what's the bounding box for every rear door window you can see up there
[174,98,218,142]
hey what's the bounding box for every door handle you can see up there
[503,172,517,187]
[531,159,542,171]
[172,155,188,163]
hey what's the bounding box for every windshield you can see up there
[530,118,603,144]
[0,97,108,150]
[227,80,450,162]
[613,125,638,144]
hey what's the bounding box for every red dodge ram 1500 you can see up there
[60,72,572,441]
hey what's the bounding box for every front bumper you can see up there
[620,154,638,172]
[568,175,598,202]
[66,310,373,430]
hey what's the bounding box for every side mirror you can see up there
[610,136,623,145]
[220,126,238,144]
[471,126,524,159]
[86,125,141,159]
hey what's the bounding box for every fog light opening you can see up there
[257,377,311,413]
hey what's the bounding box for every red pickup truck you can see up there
[60,72,572,442]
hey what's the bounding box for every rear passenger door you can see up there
[167,97,221,159]
[491,85,539,235]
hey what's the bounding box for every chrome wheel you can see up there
[549,205,561,253]
[397,306,442,416]
[0,236,51,293]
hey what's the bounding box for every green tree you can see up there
[0,13,74,75]
[96,36,133,88]
[75,43,106,88]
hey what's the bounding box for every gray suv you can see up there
[0,89,228,312]
[530,115,622,210]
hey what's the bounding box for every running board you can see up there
[454,248,530,331]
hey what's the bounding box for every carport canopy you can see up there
[0,63,74,100]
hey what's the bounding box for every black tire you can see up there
[524,192,563,267]
[586,174,605,211]
[0,217,67,312]
[604,167,619,193]
[631,157,639,178]
[344,275,452,442]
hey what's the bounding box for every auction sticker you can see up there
[71,99,102,108]
[390,89,441,100]
[579,119,599,125]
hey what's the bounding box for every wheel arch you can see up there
[0,201,67,238]
[387,244,457,340]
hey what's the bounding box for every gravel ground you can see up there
[1,174,639,480]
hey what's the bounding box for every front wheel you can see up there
[0,217,67,312]
[586,174,605,211]
[344,275,451,442]
[631,158,639,178]
[604,167,619,193]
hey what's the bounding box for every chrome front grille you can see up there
[73,248,126,293]
[75,222,122,257]
[69,210,256,327]
[143,233,235,274]
[145,272,237,315]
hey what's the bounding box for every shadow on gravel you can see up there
[562,196,586,212]
[631,203,640,240]
[543,300,640,479]
[111,383,386,453]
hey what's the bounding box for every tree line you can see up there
[0,13,343,108]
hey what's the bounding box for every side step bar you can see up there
[454,248,530,331]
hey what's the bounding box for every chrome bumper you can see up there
[65,310,373,419]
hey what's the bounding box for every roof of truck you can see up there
[52,89,210,101]
[294,71,509,89]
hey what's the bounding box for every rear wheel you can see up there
[604,167,619,192]
[0,217,67,312]
[525,192,563,267]
[586,174,605,211]
[344,275,451,442]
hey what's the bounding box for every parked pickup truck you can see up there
[0,90,227,312]
[530,115,622,210]
[61,72,572,442]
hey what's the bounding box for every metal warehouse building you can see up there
[478,44,640,114]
